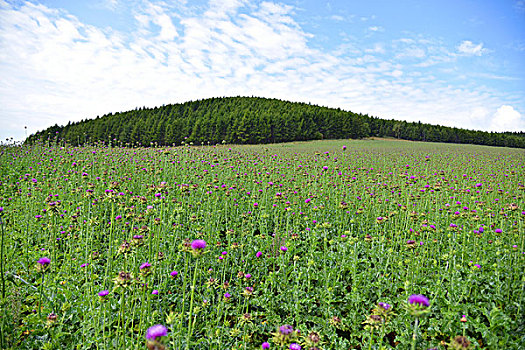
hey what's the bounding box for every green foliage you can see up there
[25,97,525,148]
[0,139,523,349]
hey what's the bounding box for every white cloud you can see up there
[368,26,383,32]
[489,105,524,132]
[457,40,487,56]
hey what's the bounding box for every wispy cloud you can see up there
[457,40,488,56]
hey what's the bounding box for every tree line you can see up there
[26,96,525,148]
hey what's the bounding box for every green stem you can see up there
[0,215,5,300]
[186,258,200,349]
[411,317,419,350]
[368,327,374,350]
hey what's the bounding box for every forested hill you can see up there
[27,96,525,148]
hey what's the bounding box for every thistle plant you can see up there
[407,294,430,350]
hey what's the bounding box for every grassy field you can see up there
[0,139,523,349]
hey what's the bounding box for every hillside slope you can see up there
[27,96,525,148]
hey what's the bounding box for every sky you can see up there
[1,0,524,142]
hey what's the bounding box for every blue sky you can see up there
[1,0,524,142]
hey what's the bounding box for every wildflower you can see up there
[245,273,252,279]
[152,289,159,295]
[118,240,131,254]
[146,324,168,350]
[38,257,51,266]
[37,257,51,272]
[132,234,144,246]
[140,262,152,275]
[407,294,430,317]
[495,228,502,233]
[409,294,429,307]
[256,251,263,258]
[113,271,133,288]
[289,343,301,350]
[304,331,322,348]
[406,240,417,249]
[98,290,109,301]
[460,315,467,323]
[280,246,288,252]
[280,324,294,335]
[272,324,298,346]
[261,342,270,349]
[224,292,232,301]
[378,302,391,310]
[170,271,178,277]
[81,263,89,268]
[190,239,206,256]
[449,335,472,349]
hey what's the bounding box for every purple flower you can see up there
[170,271,178,277]
[38,257,51,266]
[81,263,89,268]
[152,289,159,295]
[378,302,391,310]
[408,294,429,307]
[146,324,168,340]
[495,228,502,233]
[256,251,263,258]
[224,292,231,299]
[279,324,294,335]
[473,264,481,269]
[290,343,301,350]
[262,342,270,349]
[98,290,109,297]
[280,246,287,252]
[245,273,252,279]
[191,239,206,250]
[140,262,151,270]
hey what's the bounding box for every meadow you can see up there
[0,139,523,349]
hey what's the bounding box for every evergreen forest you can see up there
[26,96,525,148]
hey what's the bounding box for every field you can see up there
[0,139,523,349]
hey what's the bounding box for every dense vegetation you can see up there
[0,139,523,349]
[26,97,525,148]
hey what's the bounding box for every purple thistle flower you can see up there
[262,342,270,349]
[98,290,109,297]
[191,239,206,250]
[81,263,89,268]
[224,292,231,299]
[408,294,429,307]
[279,324,294,335]
[140,262,151,270]
[289,343,301,350]
[245,273,252,279]
[152,289,159,295]
[495,228,502,233]
[170,271,178,277]
[256,251,263,258]
[38,257,51,266]
[378,302,391,310]
[280,246,288,252]
[146,324,168,340]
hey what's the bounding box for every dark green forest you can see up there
[27,96,525,148]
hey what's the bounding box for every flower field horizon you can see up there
[0,138,523,349]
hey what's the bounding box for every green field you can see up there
[0,139,523,349]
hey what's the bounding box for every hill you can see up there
[26,96,525,148]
